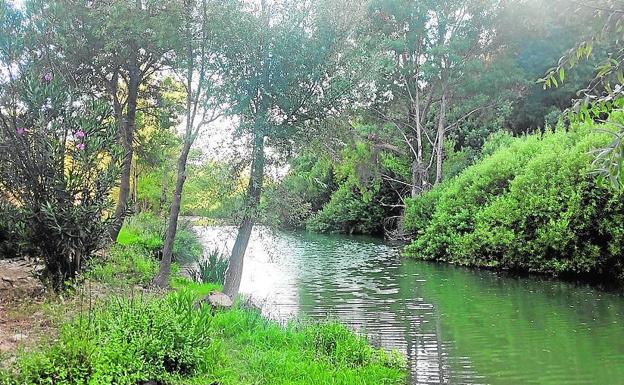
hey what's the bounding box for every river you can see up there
[193,225,624,385]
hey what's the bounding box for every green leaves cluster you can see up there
[404,116,624,280]
[0,72,122,287]
[11,292,220,385]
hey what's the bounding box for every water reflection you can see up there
[194,226,624,385]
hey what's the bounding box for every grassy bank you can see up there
[0,216,406,385]
[403,115,624,282]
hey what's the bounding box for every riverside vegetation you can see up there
[1,0,624,383]
[0,216,405,385]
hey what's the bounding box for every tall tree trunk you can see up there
[152,138,193,288]
[411,86,427,198]
[435,87,447,185]
[223,131,265,298]
[109,61,140,240]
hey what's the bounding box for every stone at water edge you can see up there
[200,291,233,309]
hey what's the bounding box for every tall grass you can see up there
[2,287,406,385]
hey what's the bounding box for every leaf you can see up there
[559,68,565,83]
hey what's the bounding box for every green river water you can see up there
[194,226,624,385]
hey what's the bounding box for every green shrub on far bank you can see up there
[306,183,385,235]
[404,117,624,281]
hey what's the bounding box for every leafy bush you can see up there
[190,249,229,285]
[404,117,624,281]
[0,72,122,288]
[0,199,32,259]
[263,154,337,229]
[306,183,385,235]
[10,291,221,385]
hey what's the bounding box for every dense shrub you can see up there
[306,183,386,235]
[404,118,624,281]
[263,154,337,229]
[0,73,122,287]
[10,291,221,385]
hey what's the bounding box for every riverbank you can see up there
[403,118,624,284]
[0,230,405,385]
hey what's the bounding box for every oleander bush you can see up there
[0,72,122,288]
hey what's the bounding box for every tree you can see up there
[152,0,223,288]
[219,0,367,298]
[27,0,185,239]
[540,0,624,189]
[367,0,506,198]
[0,65,121,288]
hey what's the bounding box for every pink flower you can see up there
[16,127,25,135]
[76,142,86,151]
[42,72,53,82]
[75,130,86,139]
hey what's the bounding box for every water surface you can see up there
[194,226,624,385]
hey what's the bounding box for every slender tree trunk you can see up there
[159,178,168,214]
[223,131,265,298]
[154,0,214,287]
[109,61,140,240]
[152,139,193,288]
[435,87,447,185]
[131,163,138,210]
[411,86,427,198]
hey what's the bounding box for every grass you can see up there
[0,213,407,385]
[116,212,203,264]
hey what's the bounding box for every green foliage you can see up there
[0,199,32,259]
[170,278,222,297]
[306,183,385,235]
[117,213,203,264]
[263,154,336,229]
[10,291,221,385]
[117,212,165,251]
[180,162,242,218]
[404,118,624,280]
[87,244,159,286]
[203,308,405,385]
[303,322,403,370]
[190,249,229,285]
[3,285,405,385]
[273,140,411,235]
[0,71,122,288]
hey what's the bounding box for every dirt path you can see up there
[0,259,47,365]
